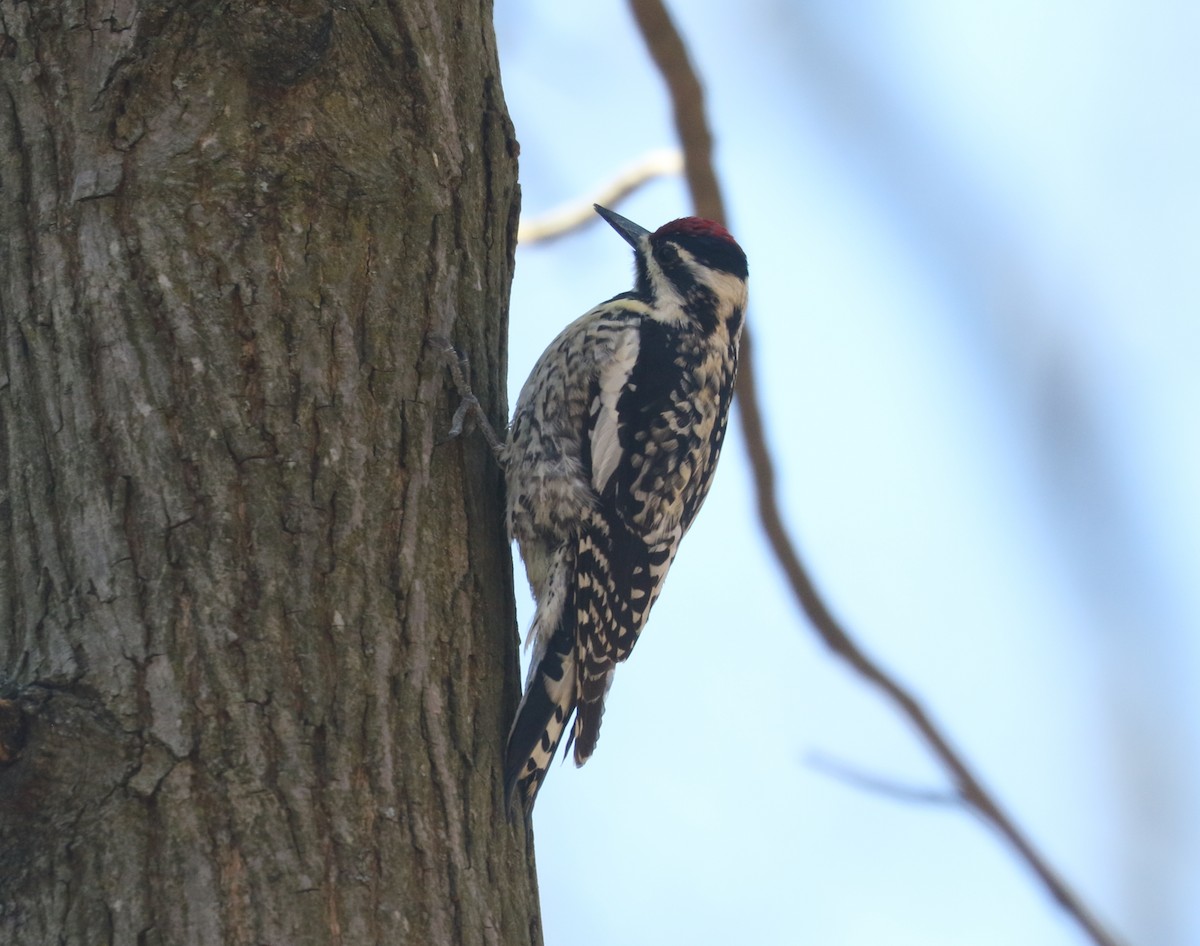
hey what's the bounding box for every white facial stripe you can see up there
[706,268,749,317]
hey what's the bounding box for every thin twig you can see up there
[517,148,684,244]
[626,2,1125,945]
[805,751,960,807]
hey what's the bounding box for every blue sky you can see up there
[494,3,1200,944]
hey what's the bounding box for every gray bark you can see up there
[0,2,538,943]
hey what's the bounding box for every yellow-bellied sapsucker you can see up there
[503,204,749,813]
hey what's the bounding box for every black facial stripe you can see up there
[672,233,749,280]
[653,241,698,295]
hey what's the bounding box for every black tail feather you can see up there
[503,618,575,815]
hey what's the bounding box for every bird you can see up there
[500,203,749,813]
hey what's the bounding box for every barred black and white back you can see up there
[503,205,748,813]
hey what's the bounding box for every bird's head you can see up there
[595,203,748,337]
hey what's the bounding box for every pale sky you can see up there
[495,3,1200,944]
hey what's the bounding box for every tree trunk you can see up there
[0,3,536,944]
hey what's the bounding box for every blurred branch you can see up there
[626,0,725,223]
[518,148,684,244]
[806,751,960,807]
[627,2,1126,945]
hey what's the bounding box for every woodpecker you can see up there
[501,203,749,813]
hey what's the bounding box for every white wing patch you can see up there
[590,327,640,495]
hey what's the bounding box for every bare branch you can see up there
[627,3,1126,945]
[517,148,684,244]
[626,1,726,224]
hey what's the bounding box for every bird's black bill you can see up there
[594,204,649,248]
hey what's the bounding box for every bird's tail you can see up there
[568,630,617,766]
[565,518,658,766]
[568,675,611,767]
[505,519,658,812]
[503,607,576,815]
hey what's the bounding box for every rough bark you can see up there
[0,2,537,944]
